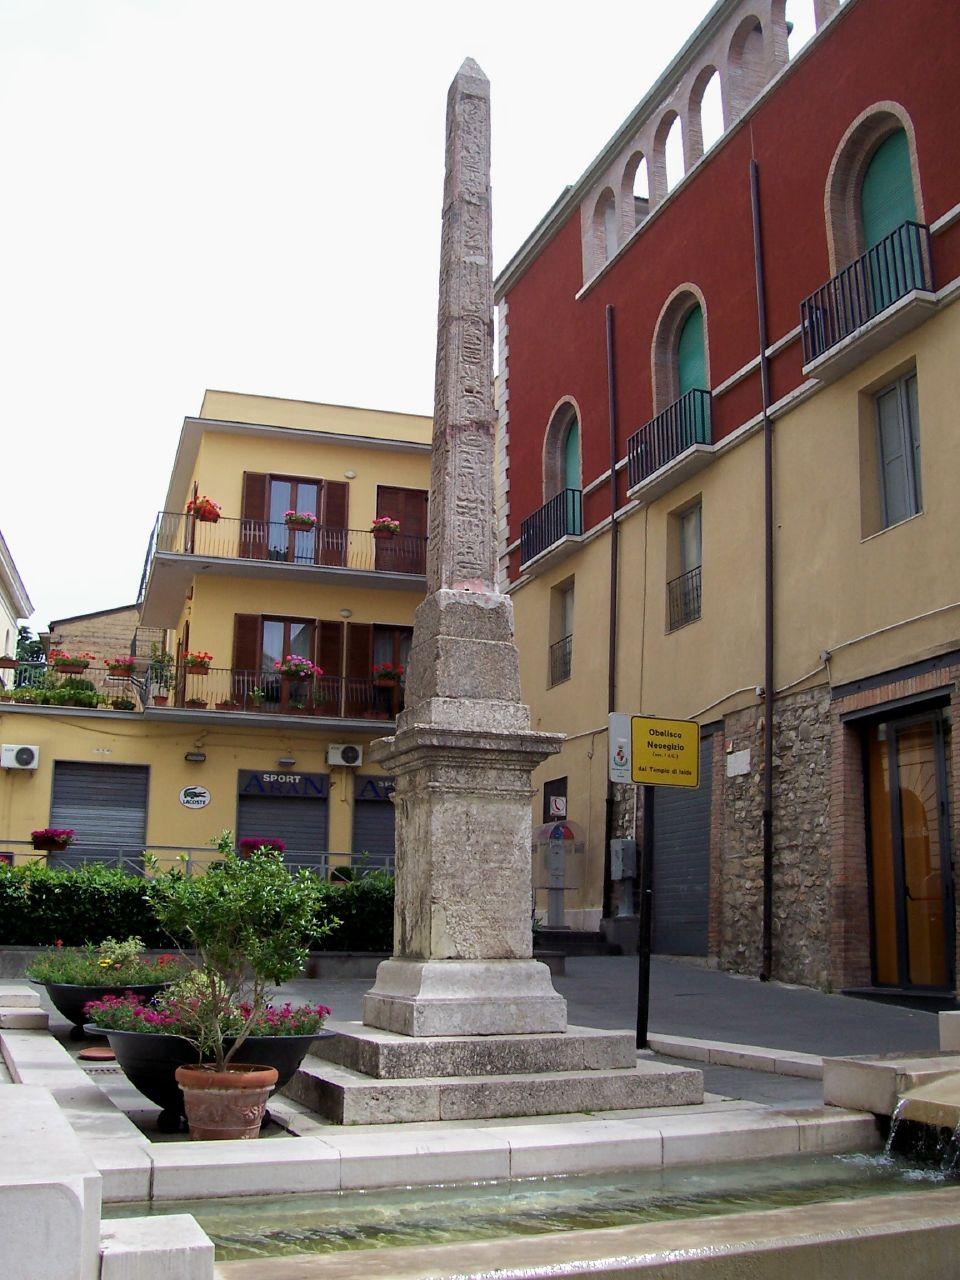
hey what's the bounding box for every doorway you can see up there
[864,712,954,990]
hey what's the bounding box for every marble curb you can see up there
[648,1034,824,1079]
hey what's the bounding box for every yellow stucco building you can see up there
[0,391,431,871]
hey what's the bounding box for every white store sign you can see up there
[179,786,211,809]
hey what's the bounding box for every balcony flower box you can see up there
[371,516,400,540]
[31,827,75,853]
[215,699,241,712]
[187,496,221,523]
[106,657,137,678]
[284,510,318,532]
[50,650,96,675]
[184,652,213,675]
[274,656,322,680]
[373,661,404,688]
[0,656,18,671]
[153,694,169,707]
[184,698,208,709]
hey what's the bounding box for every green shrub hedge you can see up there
[0,863,395,952]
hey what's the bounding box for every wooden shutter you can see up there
[240,473,269,560]
[345,623,373,717]
[232,614,262,707]
[315,620,344,715]
[861,130,917,250]
[376,486,428,573]
[677,306,706,398]
[318,480,348,566]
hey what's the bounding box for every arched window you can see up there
[728,16,767,118]
[664,116,684,192]
[825,108,923,273]
[624,153,649,228]
[860,129,916,250]
[543,402,583,500]
[677,305,707,397]
[699,70,724,154]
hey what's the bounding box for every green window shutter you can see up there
[562,419,581,490]
[861,130,916,250]
[677,306,706,398]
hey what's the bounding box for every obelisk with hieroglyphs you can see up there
[364,59,567,1037]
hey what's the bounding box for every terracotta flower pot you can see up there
[107,667,135,678]
[216,700,240,711]
[184,698,208,709]
[285,518,315,532]
[372,527,396,540]
[176,1062,279,1140]
[153,695,169,706]
[0,656,18,670]
[194,510,220,523]
[185,663,210,675]
[32,838,71,853]
[374,677,399,689]
[54,662,87,675]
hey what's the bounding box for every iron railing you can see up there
[627,389,712,489]
[161,666,401,722]
[520,489,582,565]
[0,661,146,710]
[0,841,394,877]
[800,221,933,364]
[549,634,573,686]
[667,565,702,631]
[145,513,427,582]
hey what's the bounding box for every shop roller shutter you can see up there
[352,796,395,862]
[236,794,328,868]
[50,762,149,857]
[652,732,713,956]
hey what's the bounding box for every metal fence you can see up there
[800,221,933,364]
[162,667,399,721]
[520,489,582,565]
[0,841,394,878]
[667,565,702,631]
[627,389,712,489]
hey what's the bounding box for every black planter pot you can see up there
[82,1026,328,1124]
[34,981,170,1034]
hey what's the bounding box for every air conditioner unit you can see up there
[1,744,40,770]
[327,744,363,767]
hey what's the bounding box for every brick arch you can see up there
[651,284,711,413]
[651,110,682,206]
[620,151,650,232]
[727,13,768,118]
[686,64,724,166]
[593,186,618,266]
[824,101,924,274]
[542,397,583,501]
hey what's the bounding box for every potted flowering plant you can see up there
[28,937,181,1037]
[284,509,318,532]
[135,842,334,1138]
[184,697,208,709]
[371,516,400,539]
[31,827,75,853]
[273,655,321,680]
[238,837,285,856]
[186,496,221,523]
[106,655,137,678]
[184,651,213,674]
[50,649,96,675]
[372,661,404,688]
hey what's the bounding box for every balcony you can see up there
[549,634,572,687]
[153,667,401,725]
[667,565,701,632]
[0,661,146,710]
[627,389,712,499]
[139,514,428,626]
[520,489,583,568]
[800,221,935,380]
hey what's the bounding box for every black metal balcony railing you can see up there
[0,661,145,709]
[667,565,702,632]
[800,221,933,364]
[140,513,427,600]
[549,634,573,687]
[166,666,401,721]
[520,489,582,565]
[627,389,712,489]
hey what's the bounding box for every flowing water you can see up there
[103,1152,958,1262]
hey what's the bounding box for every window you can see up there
[667,502,702,631]
[876,372,921,528]
[549,579,574,686]
[239,471,348,565]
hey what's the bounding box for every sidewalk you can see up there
[283,955,940,1059]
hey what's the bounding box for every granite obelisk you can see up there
[364,59,566,1037]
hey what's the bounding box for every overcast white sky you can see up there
[0,0,814,630]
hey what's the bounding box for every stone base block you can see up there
[0,985,41,1008]
[898,1074,960,1130]
[284,1058,703,1125]
[940,1011,960,1052]
[314,1021,633,1079]
[0,1006,48,1029]
[362,958,567,1036]
[822,1051,960,1116]
[99,1214,214,1279]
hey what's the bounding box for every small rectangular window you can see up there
[876,372,921,528]
[667,501,702,631]
[548,580,574,686]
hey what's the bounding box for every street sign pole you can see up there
[636,783,655,1050]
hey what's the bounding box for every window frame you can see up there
[875,371,921,530]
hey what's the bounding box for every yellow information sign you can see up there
[630,715,700,788]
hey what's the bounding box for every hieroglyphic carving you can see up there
[427,60,497,593]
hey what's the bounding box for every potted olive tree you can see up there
[149,841,333,1139]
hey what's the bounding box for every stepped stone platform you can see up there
[822,1050,960,1116]
[282,1022,703,1125]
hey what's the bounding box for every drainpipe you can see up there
[749,158,775,982]
[602,304,620,921]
